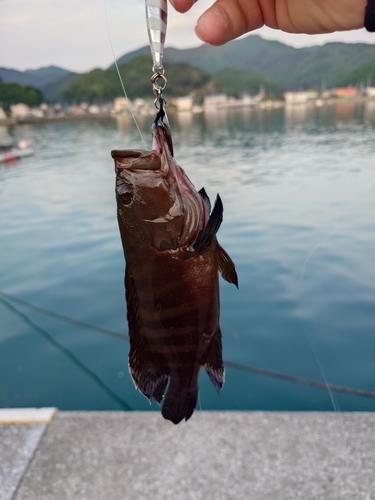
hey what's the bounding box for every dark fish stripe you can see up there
[135,269,204,296]
[140,313,204,330]
[142,329,199,347]
[164,361,199,370]
[138,307,207,324]
[145,344,197,354]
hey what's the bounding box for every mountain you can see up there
[63,56,212,103]
[339,58,375,87]
[115,36,307,79]
[24,66,74,87]
[114,46,150,66]
[0,65,79,92]
[116,35,375,91]
[280,42,375,89]
[3,35,375,105]
[42,72,80,102]
[0,68,41,88]
[213,68,282,97]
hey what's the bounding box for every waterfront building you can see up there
[171,96,193,112]
[284,91,318,104]
[114,97,129,113]
[10,103,30,118]
[333,87,358,98]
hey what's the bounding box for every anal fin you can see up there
[201,327,224,393]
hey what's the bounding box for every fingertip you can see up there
[170,0,195,14]
[195,5,232,45]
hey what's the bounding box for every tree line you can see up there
[0,79,43,111]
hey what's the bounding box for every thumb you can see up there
[195,0,266,45]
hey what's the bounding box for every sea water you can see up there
[1,102,375,412]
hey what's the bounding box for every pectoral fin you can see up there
[218,244,238,288]
[126,267,168,404]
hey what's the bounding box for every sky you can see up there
[1,0,375,73]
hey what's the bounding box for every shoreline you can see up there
[1,96,374,126]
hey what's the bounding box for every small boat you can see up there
[0,140,34,164]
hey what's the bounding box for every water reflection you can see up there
[115,114,132,134]
[364,100,375,123]
[333,102,356,122]
[284,103,315,125]
[0,125,12,147]
[175,110,194,130]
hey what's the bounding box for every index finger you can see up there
[169,0,196,14]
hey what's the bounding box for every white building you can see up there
[10,103,31,118]
[114,97,129,113]
[88,104,100,114]
[171,96,193,112]
[203,94,228,109]
[284,91,318,104]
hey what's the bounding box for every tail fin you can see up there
[162,375,198,425]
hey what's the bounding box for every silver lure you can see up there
[146,0,167,72]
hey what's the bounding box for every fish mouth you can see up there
[111,120,174,171]
[111,149,161,171]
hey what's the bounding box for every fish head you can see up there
[112,122,207,251]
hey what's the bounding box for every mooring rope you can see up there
[1,290,375,400]
[0,293,132,411]
[224,361,375,399]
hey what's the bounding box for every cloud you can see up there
[0,0,146,71]
[0,0,374,72]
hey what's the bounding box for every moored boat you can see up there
[0,140,33,164]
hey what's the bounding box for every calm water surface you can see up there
[1,102,375,412]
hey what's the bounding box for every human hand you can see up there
[170,0,367,45]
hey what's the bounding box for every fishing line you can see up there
[298,170,375,455]
[299,178,375,406]
[104,0,147,149]
[300,179,375,280]
[0,295,132,411]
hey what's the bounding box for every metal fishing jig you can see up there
[146,0,168,113]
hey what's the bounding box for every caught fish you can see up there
[112,120,237,424]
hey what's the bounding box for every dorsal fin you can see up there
[218,244,238,288]
[198,187,211,212]
[193,194,223,252]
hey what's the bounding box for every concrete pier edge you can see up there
[1,409,375,500]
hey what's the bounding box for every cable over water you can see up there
[0,293,132,411]
[1,291,374,401]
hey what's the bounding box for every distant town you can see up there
[1,85,375,126]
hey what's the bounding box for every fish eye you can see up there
[117,183,133,205]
